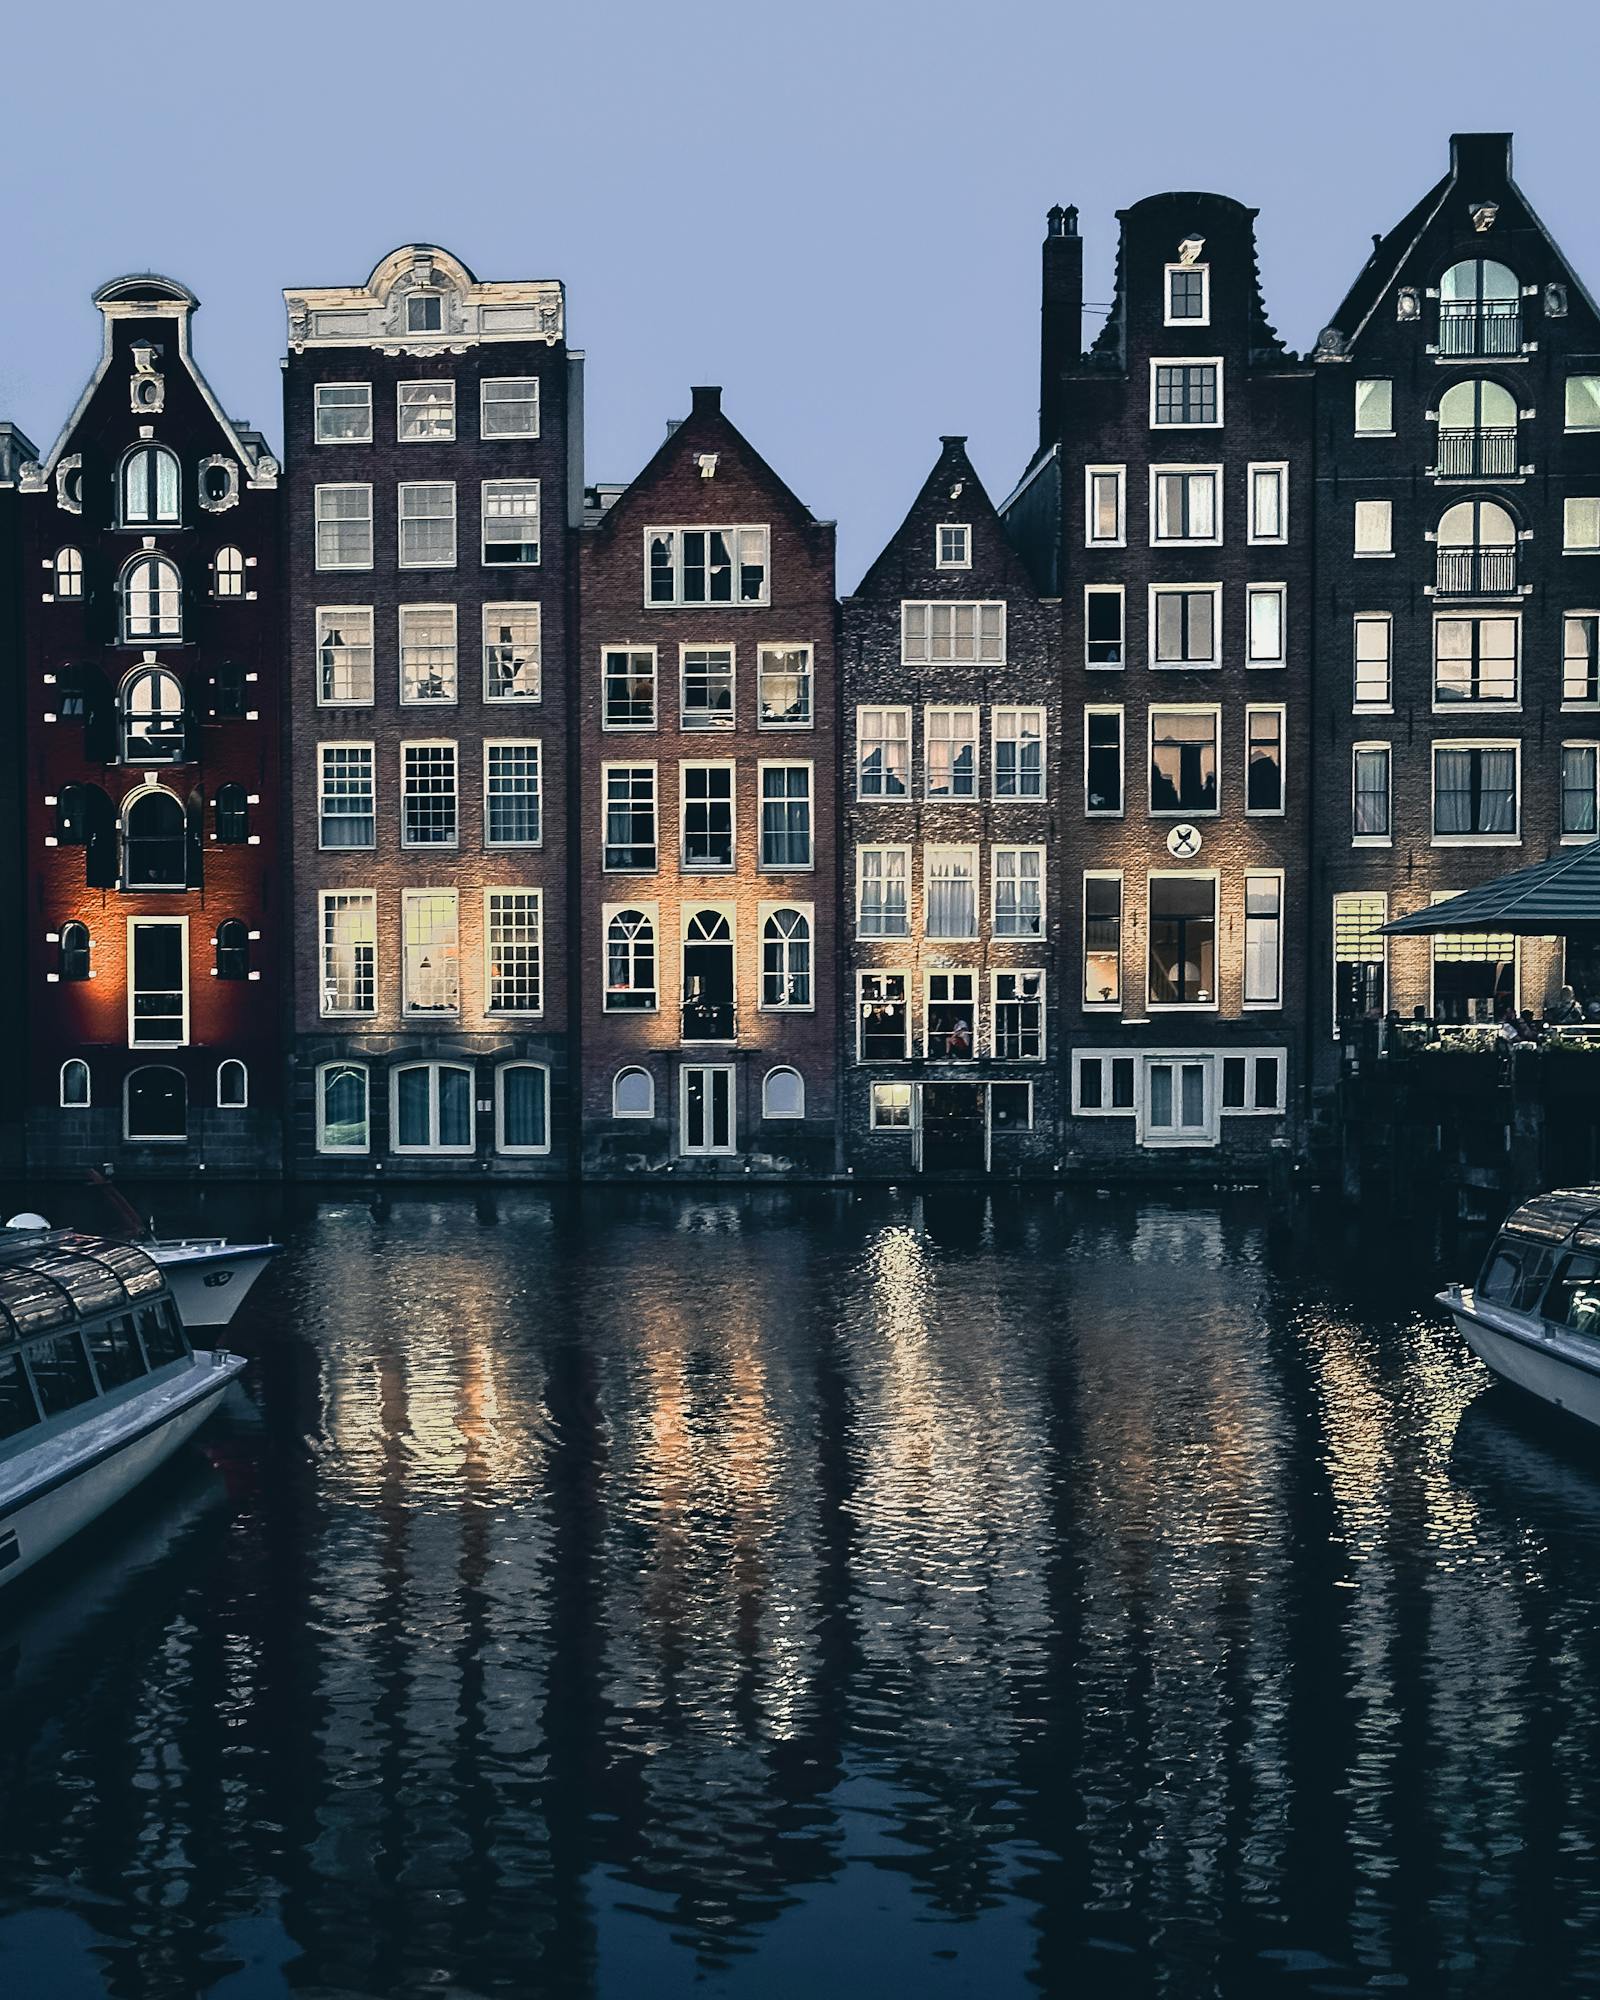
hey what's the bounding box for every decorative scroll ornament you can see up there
[1313,325,1347,358]
[1471,202,1499,233]
[1397,286,1421,321]
[1166,823,1203,859]
[54,454,83,513]
[1177,235,1205,266]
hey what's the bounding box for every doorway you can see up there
[920,1083,986,1171]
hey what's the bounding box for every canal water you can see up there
[2,1186,1599,1998]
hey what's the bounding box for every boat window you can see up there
[1478,1237,1554,1311]
[94,1241,165,1299]
[0,1352,40,1440]
[0,1270,73,1340]
[28,1331,98,1417]
[138,1301,188,1367]
[1542,1252,1600,1335]
[85,1313,149,1392]
[30,1248,124,1319]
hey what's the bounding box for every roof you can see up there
[1381,842,1600,937]
[1501,1188,1600,1248]
[0,1230,164,1350]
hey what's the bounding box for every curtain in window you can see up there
[501,1068,546,1149]
[927,854,976,937]
[1479,750,1515,832]
[1435,750,1473,833]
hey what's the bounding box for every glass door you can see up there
[681,1065,735,1155]
[1139,1055,1217,1146]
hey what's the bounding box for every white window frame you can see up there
[678,643,736,730]
[761,1067,806,1120]
[1148,703,1222,818]
[1563,739,1600,844]
[1084,703,1124,818]
[1084,583,1125,669]
[758,900,815,1013]
[1148,582,1221,668]
[400,889,462,1018]
[482,603,542,703]
[1432,610,1521,712]
[396,378,456,443]
[1082,870,1123,1012]
[399,739,459,851]
[679,1063,737,1156]
[601,762,658,873]
[1430,738,1522,847]
[679,760,736,872]
[315,1062,370,1154]
[1247,462,1288,545]
[1148,464,1223,547]
[1219,1050,1289,1117]
[1072,1051,1138,1117]
[603,901,660,1014]
[1085,465,1126,547]
[397,481,457,569]
[317,742,375,851]
[1351,741,1393,847]
[923,844,980,942]
[855,845,911,938]
[900,601,1006,665]
[645,526,769,608]
[390,1061,475,1156]
[480,376,540,441]
[923,968,979,1061]
[1564,497,1600,556]
[318,888,377,1017]
[1563,612,1600,710]
[992,705,1046,799]
[398,602,458,705]
[483,740,543,849]
[1354,613,1393,711]
[494,1062,552,1155]
[612,1066,655,1118]
[923,703,980,799]
[1246,583,1287,668]
[60,1059,90,1109]
[126,915,189,1049]
[482,479,541,567]
[314,382,373,445]
[1354,498,1394,557]
[602,644,658,730]
[856,705,911,800]
[1163,262,1210,327]
[758,760,813,872]
[1332,891,1389,1040]
[869,1081,914,1131]
[756,642,814,730]
[316,605,375,707]
[217,1060,249,1110]
[1354,378,1395,436]
[1245,704,1286,818]
[856,971,911,1061]
[936,523,971,570]
[990,970,1046,1062]
[1242,870,1285,1009]
[991,845,1046,940]
[1149,357,1224,430]
[314,483,373,571]
[1146,870,1221,1012]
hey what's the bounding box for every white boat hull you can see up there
[0,1354,245,1590]
[148,1244,276,1328]
[1447,1294,1600,1431]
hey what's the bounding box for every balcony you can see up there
[1436,547,1518,596]
[1439,300,1521,357]
[1436,427,1518,479]
[681,998,735,1043]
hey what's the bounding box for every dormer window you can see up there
[937,524,970,569]
[407,293,444,333]
[122,445,180,526]
[1165,264,1209,325]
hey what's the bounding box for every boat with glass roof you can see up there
[0,1230,245,1590]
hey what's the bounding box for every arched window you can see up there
[120,445,181,526]
[392,1062,474,1153]
[613,1066,655,1118]
[120,553,182,641]
[317,1062,369,1153]
[214,784,249,843]
[122,787,187,888]
[214,920,249,980]
[125,1065,187,1142]
[1440,259,1520,357]
[54,547,83,598]
[217,1059,248,1108]
[761,908,812,1009]
[1437,379,1519,478]
[60,1059,90,1108]
[213,546,245,597]
[1437,498,1518,596]
[682,909,734,1042]
[59,921,90,982]
[762,1067,805,1119]
[495,1063,549,1155]
[605,908,657,1010]
[121,667,186,762]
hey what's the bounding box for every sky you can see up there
[3,0,1598,587]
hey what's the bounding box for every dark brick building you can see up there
[576,387,839,1174]
[0,422,39,1173]
[1311,133,1600,1085]
[281,246,578,1177]
[1008,196,1314,1168]
[16,276,282,1178]
[842,438,1063,1173]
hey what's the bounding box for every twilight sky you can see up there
[3,0,1596,586]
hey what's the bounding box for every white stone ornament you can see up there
[1166,823,1203,859]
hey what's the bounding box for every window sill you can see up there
[1351,837,1393,849]
[1432,703,1521,715]
[1564,549,1600,558]
[1353,704,1395,716]
[391,1147,476,1158]
[1561,834,1599,846]
[1145,1002,1221,1013]
[1430,836,1523,848]
[1353,551,1396,560]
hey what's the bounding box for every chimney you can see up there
[1040,204,1082,449]
[1449,132,1513,186]
[690,384,722,417]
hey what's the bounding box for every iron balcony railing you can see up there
[1436,427,1518,478]
[1436,547,1518,596]
[1439,300,1521,357]
[681,999,735,1043]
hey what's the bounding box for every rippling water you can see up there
[2,1187,1599,1998]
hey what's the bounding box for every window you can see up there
[613,1067,654,1117]
[758,644,812,727]
[1439,259,1520,357]
[762,1068,805,1119]
[1150,707,1219,814]
[1354,378,1393,433]
[401,742,458,848]
[760,765,812,869]
[858,973,909,1060]
[761,908,811,1008]
[486,891,542,1013]
[925,847,978,940]
[925,706,978,797]
[681,763,734,868]
[680,647,734,728]
[606,909,657,1011]
[484,741,541,846]
[393,1062,474,1154]
[993,707,1045,798]
[937,524,971,568]
[993,971,1044,1060]
[399,482,455,567]
[59,922,90,982]
[857,847,909,937]
[682,909,735,1042]
[1566,615,1600,705]
[406,293,444,333]
[1085,706,1123,814]
[604,647,656,728]
[315,485,373,569]
[1085,586,1124,667]
[217,1060,248,1109]
[1432,913,1516,1023]
[1085,466,1125,546]
[319,744,374,848]
[1150,466,1220,544]
[125,1067,186,1143]
[397,380,455,442]
[496,1064,549,1154]
[1567,377,1600,433]
[481,377,540,438]
[121,667,185,762]
[213,784,249,844]
[121,445,180,525]
[1246,706,1284,814]
[1247,585,1286,667]
[993,847,1044,938]
[402,891,460,1015]
[926,971,977,1060]
[122,788,187,888]
[1074,1053,1136,1114]
[1219,1054,1285,1115]
[1149,876,1216,1006]
[394,604,455,703]
[603,766,656,870]
[1166,264,1208,323]
[1434,614,1518,705]
[1244,874,1283,1006]
[207,659,246,721]
[315,383,372,443]
[120,555,181,642]
[1566,499,1600,554]
[1150,360,1221,427]
[1433,743,1518,839]
[1437,378,1518,477]
[60,1059,90,1109]
[484,604,541,701]
[901,601,1005,664]
[646,526,768,604]
[1334,893,1388,1029]
[482,480,540,565]
[1150,585,1218,666]
[1248,464,1287,544]
[54,547,83,598]
[213,547,245,598]
[318,607,374,705]
[1354,500,1393,555]
[317,1063,369,1152]
[1436,498,1517,594]
[128,917,187,1045]
[320,892,376,1014]
[857,706,910,798]
[1562,744,1599,837]
[1353,745,1391,841]
[1355,615,1392,707]
[870,1083,912,1129]
[681,1066,736,1156]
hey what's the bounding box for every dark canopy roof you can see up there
[1382,841,1600,936]
[0,1230,164,1351]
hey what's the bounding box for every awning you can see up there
[1382,841,1600,936]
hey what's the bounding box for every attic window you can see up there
[407,293,444,334]
[937,524,971,569]
[1165,265,1209,326]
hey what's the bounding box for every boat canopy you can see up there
[0,1231,165,1350]
[1495,1188,1600,1252]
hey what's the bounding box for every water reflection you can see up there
[4,1189,1600,1995]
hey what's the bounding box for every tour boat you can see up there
[0,1230,245,1590]
[1441,1187,1600,1431]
